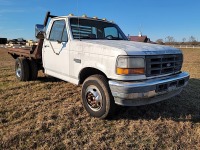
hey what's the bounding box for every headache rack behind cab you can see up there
[146,54,183,77]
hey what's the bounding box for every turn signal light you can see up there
[117,68,145,75]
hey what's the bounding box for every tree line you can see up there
[156,36,200,46]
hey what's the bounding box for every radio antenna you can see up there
[76,0,81,40]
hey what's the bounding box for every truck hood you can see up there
[81,40,182,55]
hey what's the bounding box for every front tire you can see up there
[15,57,30,81]
[81,75,116,119]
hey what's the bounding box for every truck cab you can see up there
[40,15,129,85]
[9,12,190,119]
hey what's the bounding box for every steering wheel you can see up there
[105,35,114,40]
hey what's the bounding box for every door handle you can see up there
[44,45,49,48]
[74,58,81,63]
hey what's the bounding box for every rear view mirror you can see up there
[35,24,45,39]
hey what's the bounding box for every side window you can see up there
[49,20,68,42]
[62,27,68,42]
[104,27,118,38]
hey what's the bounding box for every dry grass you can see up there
[0,47,200,149]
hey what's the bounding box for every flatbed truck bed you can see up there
[7,40,43,59]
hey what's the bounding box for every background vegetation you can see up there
[156,36,200,46]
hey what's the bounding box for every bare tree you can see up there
[182,38,186,43]
[189,36,196,42]
[189,36,197,45]
[166,36,175,44]
[156,39,164,45]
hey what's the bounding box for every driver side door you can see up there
[43,19,70,79]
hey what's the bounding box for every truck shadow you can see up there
[112,78,200,123]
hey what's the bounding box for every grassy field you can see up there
[0,48,200,149]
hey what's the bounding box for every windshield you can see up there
[70,18,128,40]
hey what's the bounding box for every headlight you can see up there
[116,56,145,75]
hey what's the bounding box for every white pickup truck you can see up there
[8,12,189,118]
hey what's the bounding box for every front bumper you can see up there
[109,72,190,106]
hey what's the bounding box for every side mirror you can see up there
[35,24,45,39]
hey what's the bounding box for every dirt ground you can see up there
[0,47,200,149]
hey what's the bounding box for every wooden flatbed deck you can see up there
[7,48,31,58]
[7,40,44,60]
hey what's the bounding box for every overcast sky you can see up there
[0,0,199,42]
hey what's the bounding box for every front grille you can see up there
[146,54,183,77]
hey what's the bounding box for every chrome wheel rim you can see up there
[16,62,22,78]
[85,85,103,111]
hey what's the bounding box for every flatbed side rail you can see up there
[7,48,31,58]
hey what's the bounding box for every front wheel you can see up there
[81,75,116,119]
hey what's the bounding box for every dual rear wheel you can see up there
[15,57,38,81]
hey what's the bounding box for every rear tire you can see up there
[81,75,116,119]
[15,57,30,81]
[28,59,38,81]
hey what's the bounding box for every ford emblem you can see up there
[167,63,171,67]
